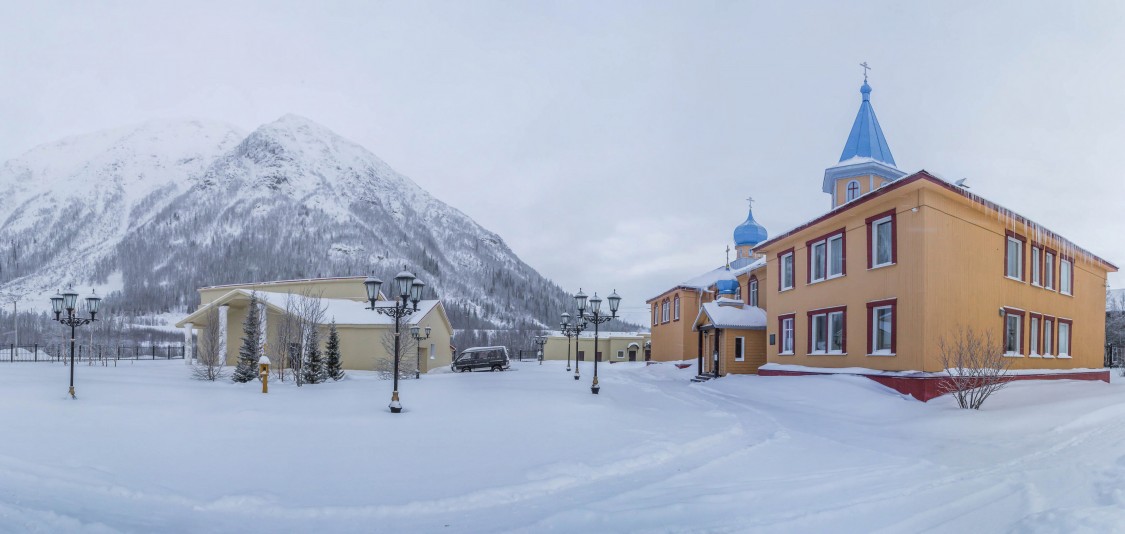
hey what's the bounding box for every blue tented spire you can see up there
[838,81,896,166]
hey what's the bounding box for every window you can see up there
[748,277,759,307]
[808,307,846,354]
[734,337,745,361]
[845,180,860,202]
[1031,246,1041,286]
[866,210,896,268]
[1005,231,1025,280]
[1044,249,1055,289]
[1029,315,1040,355]
[779,314,795,355]
[734,284,742,301]
[778,249,795,291]
[1003,308,1023,355]
[617,350,625,359]
[661,300,670,323]
[807,229,845,283]
[673,295,681,320]
[652,304,658,326]
[1060,257,1073,295]
[1057,320,1071,357]
[866,299,896,355]
[1043,317,1054,356]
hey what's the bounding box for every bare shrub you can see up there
[937,326,1012,409]
[376,329,418,380]
[191,306,225,381]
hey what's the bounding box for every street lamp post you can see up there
[533,335,547,365]
[364,271,425,413]
[410,324,432,379]
[50,287,101,399]
[575,289,621,395]
[560,311,586,374]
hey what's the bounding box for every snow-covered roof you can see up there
[694,298,767,330]
[176,288,447,330]
[653,256,767,301]
[760,171,1118,271]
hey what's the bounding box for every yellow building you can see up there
[748,79,1117,399]
[175,276,455,372]
[542,331,651,363]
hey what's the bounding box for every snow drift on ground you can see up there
[0,361,1123,533]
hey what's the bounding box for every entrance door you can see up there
[596,351,602,362]
[628,350,637,361]
[577,351,585,361]
[645,349,651,362]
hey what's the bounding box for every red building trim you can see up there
[864,209,897,269]
[1028,312,1043,354]
[1057,318,1073,355]
[806,305,847,354]
[865,298,897,354]
[777,313,795,354]
[758,368,1111,402]
[1042,246,1058,290]
[1002,307,1026,354]
[805,227,846,283]
[777,247,795,292]
[1042,314,1056,355]
[1004,230,1027,281]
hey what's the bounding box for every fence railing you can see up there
[0,344,186,363]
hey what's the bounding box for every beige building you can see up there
[542,331,651,363]
[175,276,455,372]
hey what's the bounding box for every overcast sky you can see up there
[4,1,1124,324]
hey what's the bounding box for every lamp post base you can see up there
[389,391,402,413]
[68,386,75,399]
[591,377,599,395]
[573,374,579,381]
[566,365,571,372]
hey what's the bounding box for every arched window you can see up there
[652,304,658,326]
[661,299,670,323]
[673,294,680,320]
[749,276,759,307]
[734,283,742,301]
[846,180,861,202]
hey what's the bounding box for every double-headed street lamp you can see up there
[560,311,586,375]
[410,324,432,379]
[50,287,101,399]
[574,289,621,395]
[364,270,425,414]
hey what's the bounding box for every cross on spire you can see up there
[746,196,754,209]
[860,61,871,82]
[725,245,731,269]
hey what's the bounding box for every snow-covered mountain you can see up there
[0,115,575,333]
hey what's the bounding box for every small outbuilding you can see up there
[694,298,767,376]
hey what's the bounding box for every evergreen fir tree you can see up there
[232,292,262,383]
[325,320,345,381]
[302,326,327,384]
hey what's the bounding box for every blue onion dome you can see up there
[860,81,872,99]
[716,277,739,296]
[733,206,768,247]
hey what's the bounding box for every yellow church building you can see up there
[647,78,1117,399]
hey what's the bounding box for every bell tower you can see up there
[823,66,905,208]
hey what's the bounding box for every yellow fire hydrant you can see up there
[259,355,270,394]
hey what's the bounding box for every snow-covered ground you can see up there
[1,361,1123,533]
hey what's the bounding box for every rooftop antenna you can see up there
[860,61,871,82]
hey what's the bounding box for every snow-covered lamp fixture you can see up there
[394,270,415,302]
[589,293,602,315]
[561,312,571,328]
[85,289,101,320]
[410,279,425,309]
[364,274,383,308]
[574,289,588,315]
[62,287,79,311]
[50,291,64,319]
[410,325,420,338]
[425,326,432,338]
[607,290,621,316]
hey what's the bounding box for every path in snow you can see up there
[0,360,1122,533]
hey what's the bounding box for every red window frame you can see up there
[807,305,847,354]
[866,298,897,354]
[748,275,759,306]
[776,247,795,292]
[777,313,796,354]
[1028,312,1042,354]
[1059,254,1075,296]
[1057,318,1073,355]
[806,227,847,283]
[1001,307,1026,354]
[1042,246,1057,290]
[865,209,897,269]
[1029,242,1043,286]
[1041,314,1056,355]
[1004,230,1027,281]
